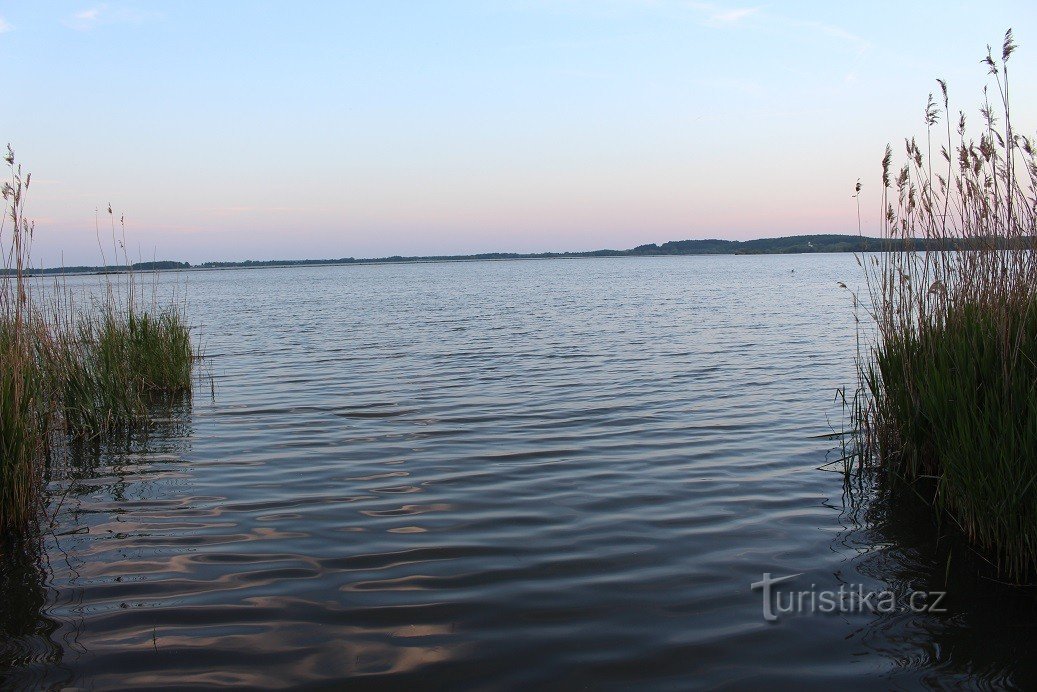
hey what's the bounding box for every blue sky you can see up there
[2,1,1035,264]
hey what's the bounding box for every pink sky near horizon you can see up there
[3,2,1035,266]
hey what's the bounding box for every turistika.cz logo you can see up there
[750,573,947,622]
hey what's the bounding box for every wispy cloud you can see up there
[64,4,157,31]
[210,206,320,217]
[712,7,757,22]
[685,2,870,55]
[0,16,13,33]
[504,0,862,48]
[67,5,104,30]
[775,16,871,55]
[687,2,759,25]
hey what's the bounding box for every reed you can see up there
[1,145,196,536]
[53,297,193,438]
[852,30,1037,580]
[0,146,51,535]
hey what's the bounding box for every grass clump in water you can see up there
[853,30,1037,581]
[1,144,197,535]
[54,289,193,438]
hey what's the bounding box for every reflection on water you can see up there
[1,397,193,689]
[1,256,1035,688]
[838,477,1037,688]
[0,532,63,687]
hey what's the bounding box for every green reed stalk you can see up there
[1,145,197,536]
[0,146,51,536]
[853,30,1037,580]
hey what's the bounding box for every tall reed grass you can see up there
[0,147,50,535]
[0,145,196,537]
[852,30,1037,580]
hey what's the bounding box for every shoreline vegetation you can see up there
[9,233,1002,276]
[851,31,1037,581]
[0,146,196,540]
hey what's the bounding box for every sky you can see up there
[2,1,1036,265]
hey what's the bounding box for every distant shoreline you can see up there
[14,233,981,276]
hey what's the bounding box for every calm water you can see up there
[3,255,1037,689]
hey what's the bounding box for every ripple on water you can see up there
[4,256,1034,689]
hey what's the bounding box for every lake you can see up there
[2,255,1036,689]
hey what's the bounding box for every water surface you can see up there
[3,255,1035,689]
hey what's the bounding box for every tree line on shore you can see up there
[10,233,1014,276]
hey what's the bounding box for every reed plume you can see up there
[853,30,1037,580]
[1,145,196,538]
